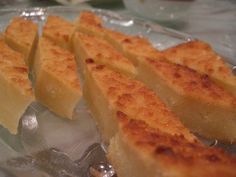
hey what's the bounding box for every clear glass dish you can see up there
[0,6,235,177]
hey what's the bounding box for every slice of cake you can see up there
[83,59,196,143]
[0,35,34,134]
[76,11,160,65]
[77,12,236,96]
[106,32,236,96]
[75,11,104,38]
[34,37,81,119]
[4,17,38,66]
[43,15,75,51]
[108,115,236,177]
[104,29,160,65]
[162,40,236,95]
[72,32,137,78]
[84,58,236,177]
[78,12,236,142]
[137,57,236,143]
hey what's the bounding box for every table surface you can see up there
[0,0,235,65]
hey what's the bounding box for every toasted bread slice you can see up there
[163,40,236,95]
[84,59,196,143]
[5,17,38,66]
[84,58,236,177]
[75,11,104,38]
[72,32,137,78]
[34,37,81,119]
[137,57,236,142]
[0,35,34,134]
[43,15,75,51]
[77,12,160,65]
[78,12,236,142]
[78,12,236,96]
[108,115,236,177]
[107,32,236,95]
[104,29,160,65]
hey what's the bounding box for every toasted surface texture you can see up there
[43,15,75,50]
[34,37,81,119]
[137,57,236,142]
[77,12,161,65]
[108,115,236,177]
[5,17,38,66]
[76,11,104,38]
[78,11,236,177]
[78,12,236,97]
[73,32,137,78]
[0,35,34,134]
[78,11,236,143]
[104,29,161,65]
[163,40,236,95]
[84,59,197,143]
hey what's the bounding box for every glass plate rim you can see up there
[0,5,235,67]
[0,6,194,41]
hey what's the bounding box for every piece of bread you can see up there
[137,57,236,142]
[76,12,160,65]
[34,37,81,119]
[4,17,38,66]
[77,12,236,142]
[43,15,75,51]
[106,32,236,96]
[104,29,160,65]
[0,35,34,134]
[108,115,236,177]
[84,58,236,177]
[83,58,196,143]
[77,12,236,97]
[75,11,105,38]
[72,32,137,78]
[162,40,236,95]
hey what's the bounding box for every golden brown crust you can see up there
[37,37,81,90]
[79,12,236,176]
[4,17,38,65]
[78,12,236,97]
[104,28,160,57]
[144,57,236,108]
[76,11,104,37]
[73,32,137,77]
[34,37,81,119]
[116,115,236,177]
[77,11,161,64]
[85,60,197,142]
[79,11,103,28]
[43,15,75,50]
[0,35,33,96]
[5,17,38,48]
[162,40,236,95]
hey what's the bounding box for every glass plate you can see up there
[0,6,235,177]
